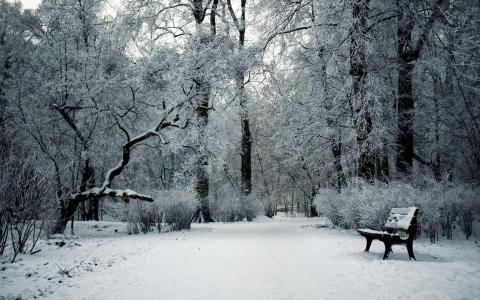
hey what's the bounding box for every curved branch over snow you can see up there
[71,100,190,203]
[72,187,155,202]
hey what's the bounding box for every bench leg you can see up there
[364,237,373,252]
[406,242,416,260]
[383,241,392,260]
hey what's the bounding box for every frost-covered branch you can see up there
[71,187,154,202]
[226,0,241,31]
[262,23,338,51]
[70,100,190,204]
[411,0,447,58]
[51,103,89,149]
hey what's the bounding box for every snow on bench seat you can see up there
[384,207,418,231]
[357,228,399,238]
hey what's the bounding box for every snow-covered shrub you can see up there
[126,189,196,233]
[452,187,478,239]
[239,193,263,221]
[156,188,196,231]
[126,200,159,234]
[416,183,478,240]
[139,206,157,234]
[126,204,140,235]
[315,188,347,227]
[418,192,441,242]
[215,195,263,222]
[213,194,242,222]
[314,180,479,242]
[163,200,195,231]
[0,156,53,261]
[211,184,263,222]
[263,196,275,218]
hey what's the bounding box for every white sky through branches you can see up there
[18,0,121,15]
[18,0,40,9]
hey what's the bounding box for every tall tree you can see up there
[350,0,374,180]
[192,0,216,222]
[0,1,36,155]
[227,0,253,219]
[395,0,446,177]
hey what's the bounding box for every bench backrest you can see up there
[384,207,419,233]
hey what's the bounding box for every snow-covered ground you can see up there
[1,217,480,300]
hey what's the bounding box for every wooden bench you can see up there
[357,207,419,260]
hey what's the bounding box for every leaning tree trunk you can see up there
[51,196,84,234]
[350,0,374,181]
[51,158,95,233]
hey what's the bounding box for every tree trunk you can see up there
[51,159,94,233]
[318,43,347,191]
[194,78,213,223]
[87,168,99,221]
[395,0,445,178]
[432,72,442,181]
[396,60,415,176]
[332,141,347,191]
[238,35,253,221]
[51,198,81,234]
[79,158,95,220]
[238,70,252,204]
[377,90,391,182]
[0,37,11,156]
[227,0,252,220]
[377,142,389,182]
[350,0,374,181]
[191,0,214,223]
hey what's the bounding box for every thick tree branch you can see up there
[411,0,447,59]
[72,187,154,202]
[70,99,190,204]
[226,0,240,31]
[155,3,193,17]
[413,152,432,166]
[51,103,88,149]
[210,0,219,35]
[262,23,337,51]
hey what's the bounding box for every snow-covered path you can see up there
[2,218,480,300]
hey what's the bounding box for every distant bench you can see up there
[357,207,419,260]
